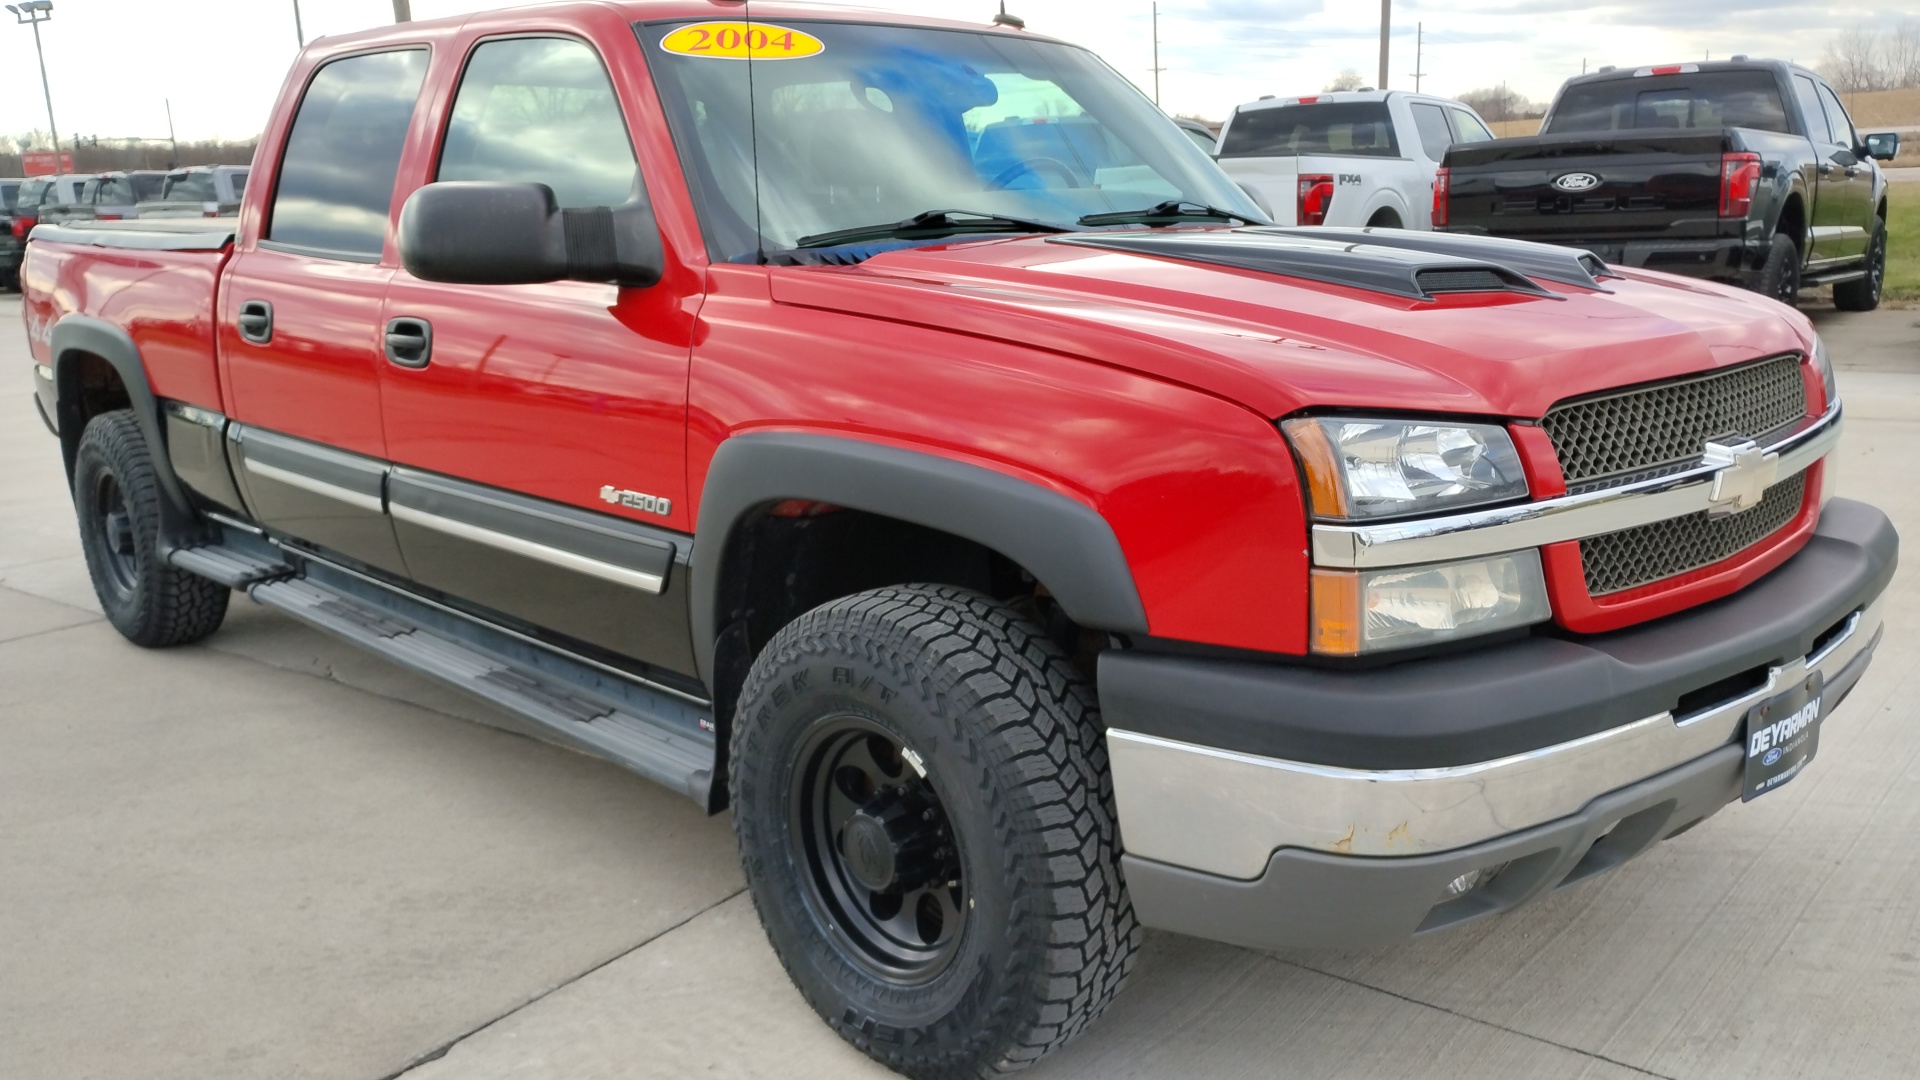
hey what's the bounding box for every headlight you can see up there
[1810,335,1838,410]
[1281,416,1529,521]
[1310,551,1551,655]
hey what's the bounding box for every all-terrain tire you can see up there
[73,410,229,646]
[730,584,1138,1079]
[1833,217,1886,312]
[1754,232,1803,308]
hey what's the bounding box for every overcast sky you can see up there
[0,0,1903,147]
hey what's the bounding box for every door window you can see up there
[1448,108,1494,144]
[437,37,641,209]
[268,49,429,259]
[1409,102,1453,160]
[1793,75,1832,143]
[1814,83,1858,150]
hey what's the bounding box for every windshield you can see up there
[1220,102,1401,158]
[1546,72,1789,134]
[637,19,1261,261]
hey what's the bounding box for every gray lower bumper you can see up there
[1123,628,1879,951]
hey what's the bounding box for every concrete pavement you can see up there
[4,294,1919,1080]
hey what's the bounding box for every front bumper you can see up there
[1105,498,1895,950]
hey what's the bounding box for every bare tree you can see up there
[1455,85,1539,123]
[1325,69,1365,92]
[1821,25,1885,92]
[1886,18,1920,89]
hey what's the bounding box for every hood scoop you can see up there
[1050,228,1588,302]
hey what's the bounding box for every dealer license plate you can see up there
[1742,672,1824,802]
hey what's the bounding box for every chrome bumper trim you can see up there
[1107,593,1881,879]
[1311,402,1842,569]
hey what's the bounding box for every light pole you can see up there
[393,0,411,21]
[6,1,61,168]
[292,0,304,46]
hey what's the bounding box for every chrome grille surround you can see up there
[1581,473,1807,596]
[1542,355,1807,493]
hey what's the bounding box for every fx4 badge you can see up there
[600,486,672,517]
[1703,440,1779,516]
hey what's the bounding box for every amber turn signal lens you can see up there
[1310,569,1363,656]
[1280,418,1349,518]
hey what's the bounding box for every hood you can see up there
[767,227,1813,421]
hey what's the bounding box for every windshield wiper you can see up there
[1077,200,1262,227]
[794,209,1073,249]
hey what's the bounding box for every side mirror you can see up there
[397,181,663,287]
[1863,131,1900,162]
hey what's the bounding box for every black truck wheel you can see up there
[1755,233,1802,308]
[73,410,230,647]
[1833,219,1886,312]
[730,584,1137,1078]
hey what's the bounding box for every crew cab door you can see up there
[218,48,430,576]
[378,31,700,676]
[1791,74,1862,264]
[1810,80,1869,262]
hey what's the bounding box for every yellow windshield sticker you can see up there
[659,22,824,61]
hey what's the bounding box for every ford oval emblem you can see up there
[1762,747,1783,767]
[1553,172,1601,192]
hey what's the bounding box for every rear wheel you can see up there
[731,585,1137,1078]
[1754,232,1802,308]
[1833,218,1886,312]
[74,410,230,647]
[1366,208,1403,229]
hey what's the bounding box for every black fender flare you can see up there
[688,432,1150,688]
[49,315,198,532]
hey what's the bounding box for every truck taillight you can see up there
[1431,167,1450,228]
[11,216,30,239]
[1720,152,1761,218]
[1298,174,1334,226]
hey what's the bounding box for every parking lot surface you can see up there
[4,294,1918,1080]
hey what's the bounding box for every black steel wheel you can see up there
[791,715,967,984]
[1834,218,1886,312]
[731,585,1137,1079]
[73,410,230,647]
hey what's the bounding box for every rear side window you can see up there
[1409,102,1453,160]
[1,181,17,210]
[437,37,640,209]
[1220,102,1400,158]
[229,169,250,202]
[269,49,429,258]
[1545,72,1789,134]
[1792,76,1831,142]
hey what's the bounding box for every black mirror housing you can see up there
[398,181,664,288]
[1863,132,1900,162]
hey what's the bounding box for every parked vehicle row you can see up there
[19,4,1895,1077]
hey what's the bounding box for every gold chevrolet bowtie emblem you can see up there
[1704,440,1779,516]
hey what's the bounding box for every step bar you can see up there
[171,531,716,805]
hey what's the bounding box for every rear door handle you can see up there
[238,300,273,344]
[384,317,433,369]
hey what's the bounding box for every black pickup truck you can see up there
[1437,60,1901,309]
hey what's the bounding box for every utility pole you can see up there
[392,0,412,22]
[292,0,304,46]
[1410,22,1424,92]
[7,2,62,166]
[164,98,180,169]
[1150,3,1164,107]
[1377,0,1391,90]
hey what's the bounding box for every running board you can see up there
[167,540,296,588]
[226,555,714,804]
[1802,268,1867,287]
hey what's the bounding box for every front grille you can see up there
[1580,473,1807,596]
[1542,356,1807,492]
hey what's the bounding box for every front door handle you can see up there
[384,317,433,369]
[238,300,273,344]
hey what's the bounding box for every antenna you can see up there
[992,2,1025,29]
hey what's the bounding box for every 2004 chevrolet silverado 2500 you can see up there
[18,5,1897,1077]
[1437,59,1902,310]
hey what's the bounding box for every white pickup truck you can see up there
[1216,90,1496,229]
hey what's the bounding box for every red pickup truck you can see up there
[19,3,1895,1075]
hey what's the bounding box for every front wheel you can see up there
[731,585,1137,1078]
[74,410,230,647]
[1833,218,1886,312]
